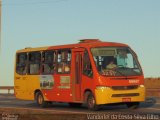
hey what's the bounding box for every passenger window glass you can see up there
[28,52,41,75]
[42,51,55,74]
[16,53,27,75]
[83,50,93,77]
[57,49,71,74]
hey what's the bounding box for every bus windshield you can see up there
[91,47,142,76]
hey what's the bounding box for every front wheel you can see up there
[126,102,139,109]
[87,93,100,111]
[36,92,48,108]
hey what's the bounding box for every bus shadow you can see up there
[27,102,126,112]
[139,97,157,108]
[25,97,157,111]
[51,103,127,111]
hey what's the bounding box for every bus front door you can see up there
[73,49,84,101]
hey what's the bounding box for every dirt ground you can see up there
[145,78,160,97]
[145,78,160,89]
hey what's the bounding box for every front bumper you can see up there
[95,86,145,105]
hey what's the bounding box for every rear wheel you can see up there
[87,93,100,111]
[126,102,139,109]
[36,92,48,108]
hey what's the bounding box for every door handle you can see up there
[15,77,20,79]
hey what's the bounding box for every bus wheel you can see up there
[126,102,139,109]
[69,103,82,108]
[36,92,48,108]
[87,93,99,111]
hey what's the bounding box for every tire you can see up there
[126,102,139,109]
[69,103,82,108]
[36,92,48,108]
[87,93,100,111]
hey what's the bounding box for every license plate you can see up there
[122,98,131,102]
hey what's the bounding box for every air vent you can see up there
[112,93,139,97]
[110,77,137,80]
[111,85,138,90]
[79,39,101,43]
[25,47,32,49]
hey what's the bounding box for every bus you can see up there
[14,39,145,110]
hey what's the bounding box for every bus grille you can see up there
[112,93,139,97]
[110,77,137,80]
[111,85,138,90]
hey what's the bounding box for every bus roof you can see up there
[16,39,128,53]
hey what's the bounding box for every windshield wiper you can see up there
[115,69,127,77]
[118,65,130,69]
[118,67,140,76]
[129,68,141,75]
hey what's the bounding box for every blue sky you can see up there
[1,0,160,86]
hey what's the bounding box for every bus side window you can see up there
[28,52,41,75]
[16,53,27,75]
[57,49,71,74]
[42,51,55,74]
[83,50,93,77]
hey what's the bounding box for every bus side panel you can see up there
[81,75,95,99]
[14,73,29,100]
[41,74,73,102]
[15,74,41,100]
[26,75,41,100]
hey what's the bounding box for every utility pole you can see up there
[0,0,2,55]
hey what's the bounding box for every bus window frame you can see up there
[16,52,28,75]
[90,46,143,77]
[83,49,93,78]
[56,49,72,74]
[28,51,41,75]
[41,50,56,75]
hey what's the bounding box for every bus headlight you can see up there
[96,86,110,90]
[140,85,144,88]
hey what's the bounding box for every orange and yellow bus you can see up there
[14,39,145,110]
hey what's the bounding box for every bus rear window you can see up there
[16,53,27,75]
